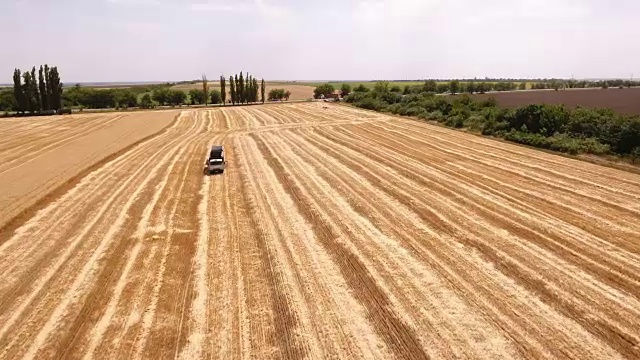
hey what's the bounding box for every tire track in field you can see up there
[20,115,204,359]
[354,123,640,275]
[0,111,179,243]
[278,128,521,359]
[130,111,208,359]
[306,125,624,356]
[3,103,640,359]
[0,113,195,358]
[250,133,430,360]
[383,120,640,197]
[346,122,640,292]
[178,114,225,359]
[0,115,189,305]
[391,117,640,189]
[0,115,88,152]
[302,126,565,358]
[376,122,640,227]
[80,137,189,359]
[236,130,390,359]
[310,119,636,358]
[0,114,125,174]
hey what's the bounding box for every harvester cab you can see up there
[205,145,226,174]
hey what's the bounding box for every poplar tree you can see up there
[38,65,48,110]
[30,67,41,111]
[202,74,208,106]
[44,64,52,108]
[261,79,266,104]
[230,76,236,105]
[13,69,25,113]
[247,74,252,102]
[253,78,259,102]
[239,72,245,104]
[234,74,239,103]
[220,76,226,105]
[22,71,35,112]
[49,66,63,110]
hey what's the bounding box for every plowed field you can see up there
[1,104,639,359]
[470,87,640,115]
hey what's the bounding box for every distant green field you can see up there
[289,81,424,89]
[287,80,536,90]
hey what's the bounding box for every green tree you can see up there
[202,74,208,106]
[230,76,236,104]
[373,81,389,93]
[189,89,205,105]
[210,89,222,104]
[48,67,63,110]
[436,83,450,94]
[220,76,227,105]
[38,66,48,110]
[390,85,402,93]
[476,82,489,94]
[252,77,257,102]
[313,84,335,99]
[140,93,154,109]
[239,72,245,103]
[284,90,291,101]
[30,67,41,111]
[424,80,437,93]
[466,82,476,94]
[22,71,35,112]
[117,90,138,108]
[631,147,640,164]
[152,88,170,105]
[268,88,287,101]
[519,82,527,90]
[168,90,186,106]
[44,65,52,108]
[354,84,369,93]
[449,80,460,95]
[234,74,239,103]
[261,79,266,103]
[0,89,16,111]
[244,73,250,102]
[340,83,352,97]
[13,69,25,113]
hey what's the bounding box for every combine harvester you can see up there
[204,145,227,175]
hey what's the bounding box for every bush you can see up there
[631,147,640,163]
[504,131,610,155]
[465,115,486,132]
[445,115,465,128]
[268,88,287,101]
[355,98,386,111]
[403,106,426,117]
[210,90,222,104]
[140,94,155,109]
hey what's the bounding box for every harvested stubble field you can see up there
[0,103,639,359]
[471,87,640,115]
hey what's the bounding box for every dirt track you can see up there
[1,103,639,359]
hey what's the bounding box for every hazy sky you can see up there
[1,0,639,82]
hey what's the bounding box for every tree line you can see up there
[11,65,63,113]
[268,88,292,101]
[317,78,640,100]
[344,81,640,160]
[221,72,265,105]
